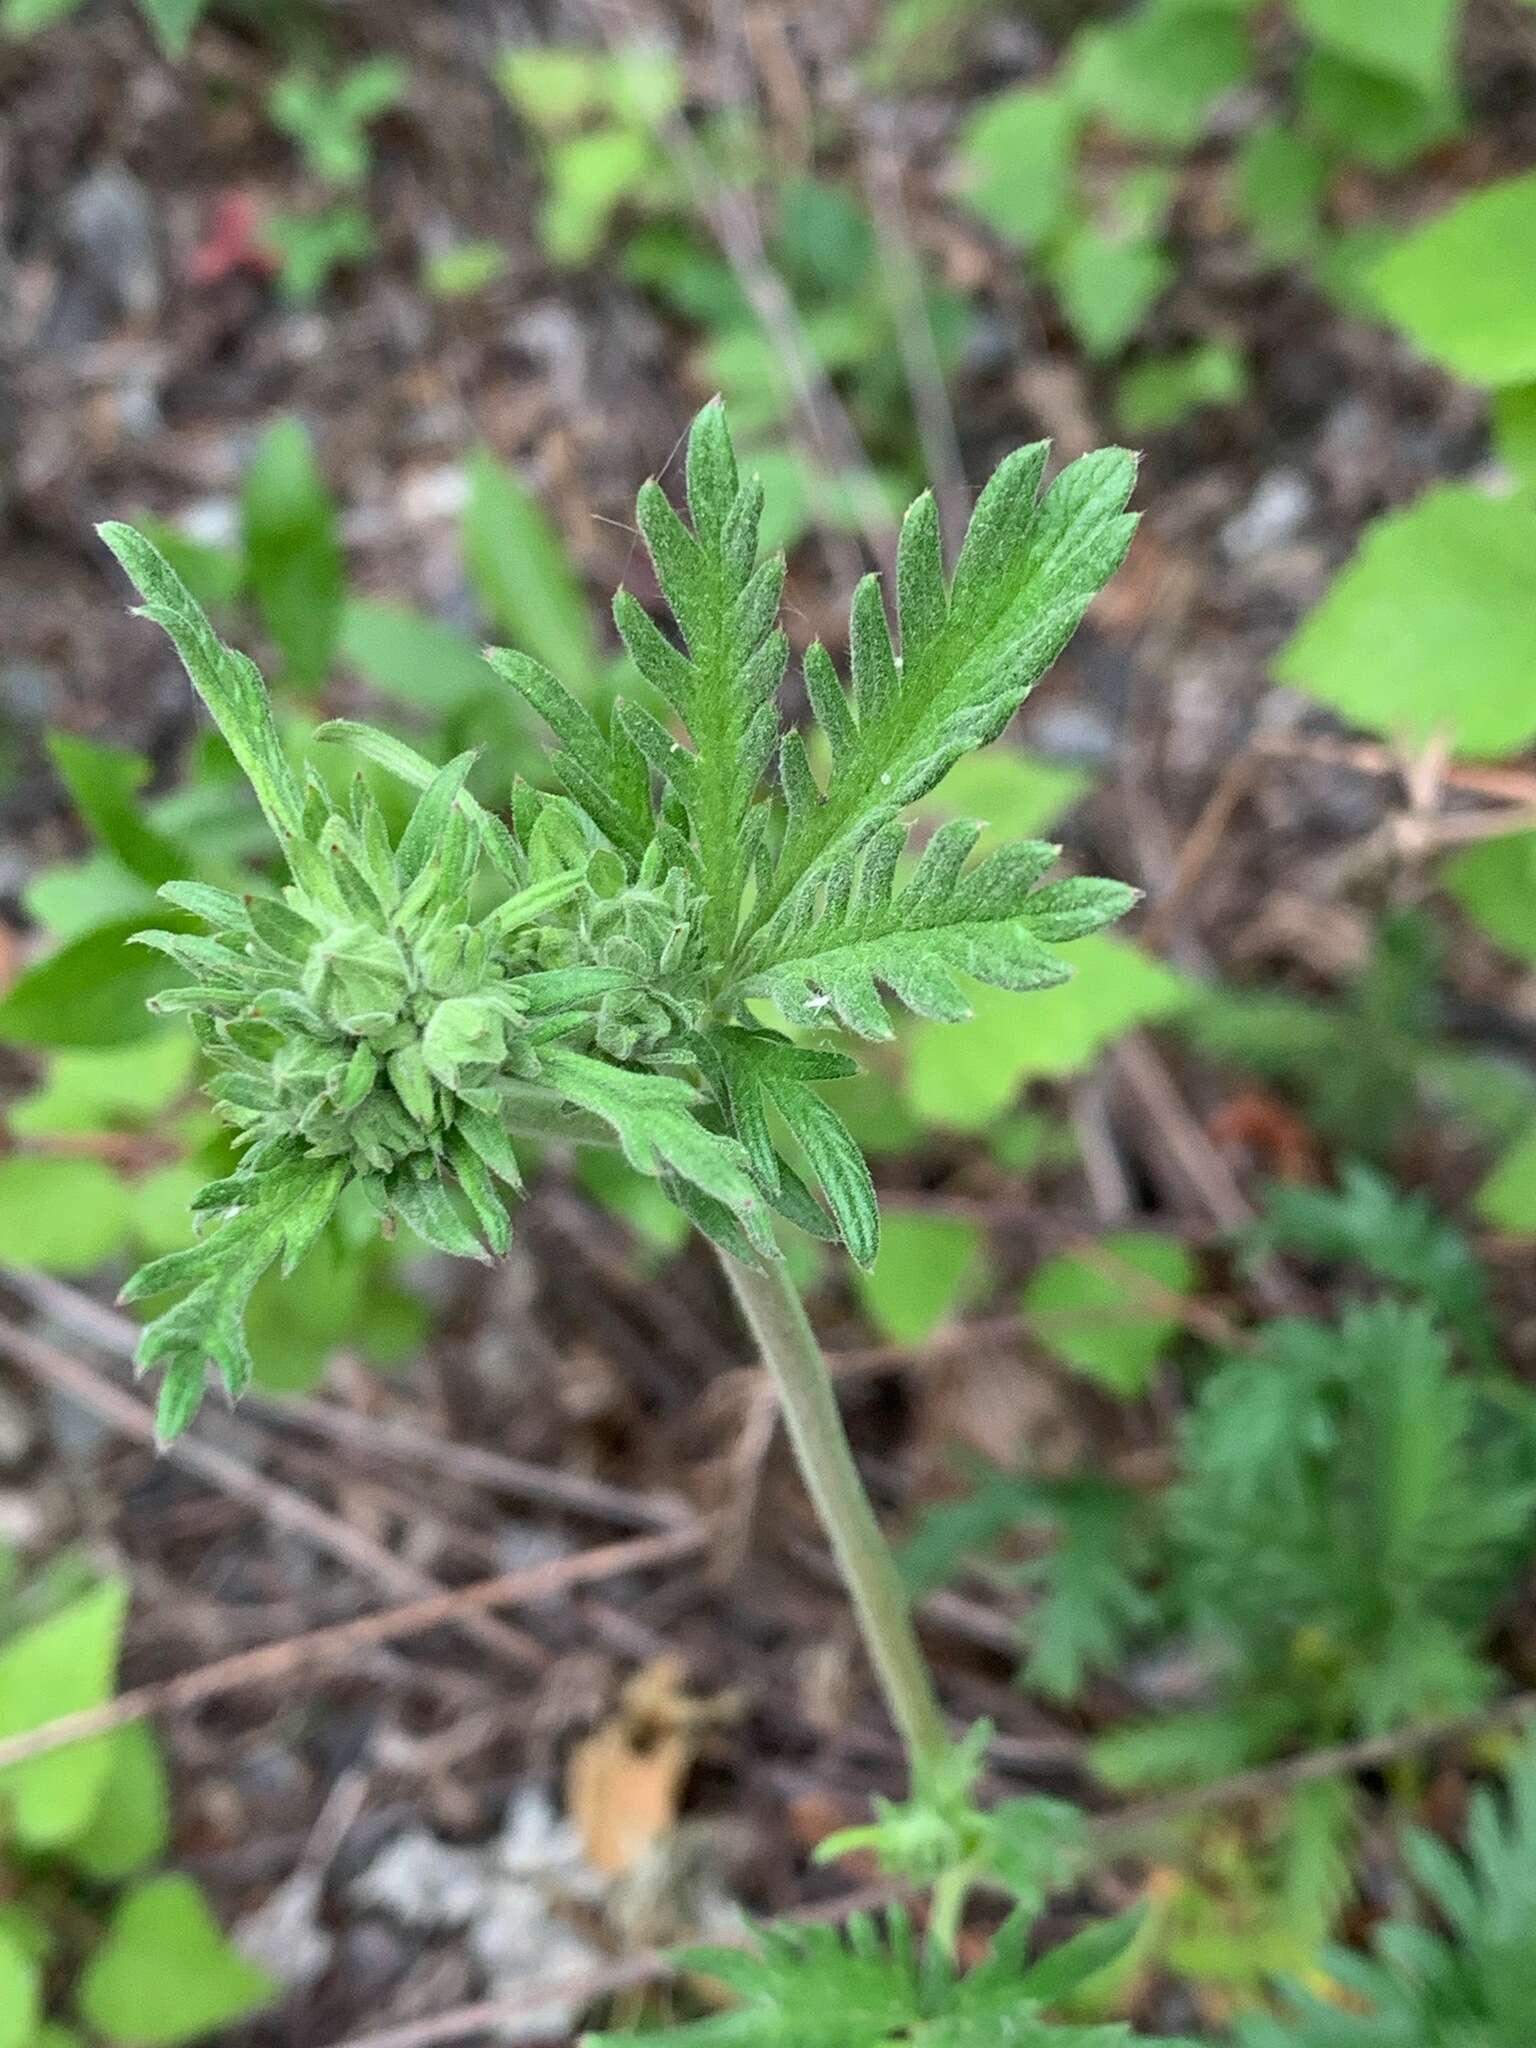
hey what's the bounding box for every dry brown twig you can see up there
[0,1518,718,1776]
[0,1312,548,1671]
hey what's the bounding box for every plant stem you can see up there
[927,1861,975,1963]
[718,1248,947,1775]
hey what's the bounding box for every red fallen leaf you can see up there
[1207,1088,1322,1184]
[187,190,278,285]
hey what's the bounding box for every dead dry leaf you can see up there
[566,1657,743,1877]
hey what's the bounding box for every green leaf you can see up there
[68,1722,171,1880]
[134,0,206,57]
[1117,344,1246,433]
[240,418,344,689]
[538,1048,773,1255]
[425,239,508,299]
[1300,49,1460,170]
[1022,1231,1195,1396]
[708,1028,876,1265]
[853,1210,983,1345]
[0,1156,132,1274]
[1274,486,1536,758]
[77,1876,275,2046]
[1069,1,1251,146]
[0,1922,39,2048]
[0,914,188,1049]
[1254,1164,1496,1367]
[1234,126,1330,264]
[757,442,1138,935]
[464,446,603,692]
[1047,227,1174,361]
[122,1154,348,1436]
[0,0,81,32]
[957,87,1079,250]
[916,748,1090,854]
[1477,1120,1536,1234]
[1445,832,1536,965]
[0,1578,127,1849]
[1370,172,1536,388]
[588,1901,1185,2048]
[740,821,1135,1039]
[1493,383,1536,489]
[98,524,305,840]
[903,936,1193,1130]
[11,1034,197,1137]
[338,599,496,716]
[46,734,185,886]
[1295,0,1454,95]
[615,399,788,955]
[266,204,374,302]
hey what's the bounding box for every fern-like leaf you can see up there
[753,445,1137,940]
[734,818,1135,1038]
[586,1904,1189,2048]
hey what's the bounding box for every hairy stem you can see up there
[718,1248,947,1774]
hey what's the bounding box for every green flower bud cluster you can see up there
[139,757,617,1247]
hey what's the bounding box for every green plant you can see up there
[0,0,208,57]
[954,0,1477,367]
[1180,911,1536,1164]
[0,1561,275,2046]
[264,56,404,300]
[1143,1302,1536,1766]
[264,205,375,304]
[269,58,406,188]
[96,399,1159,2035]
[1238,1729,1536,2045]
[497,43,684,265]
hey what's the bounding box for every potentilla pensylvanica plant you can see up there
[101,406,1188,2041]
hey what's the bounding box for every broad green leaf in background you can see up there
[135,0,206,56]
[266,205,374,303]
[0,1577,127,1849]
[917,748,1089,854]
[543,128,657,264]
[46,735,184,888]
[577,1150,692,1260]
[424,239,508,299]
[240,419,343,689]
[1294,0,1455,97]
[1275,486,1536,758]
[1476,1122,1536,1235]
[77,1876,276,2046]
[0,915,187,1049]
[1444,832,1536,966]
[852,1209,984,1345]
[1023,1230,1196,1395]
[0,1922,38,2048]
[0,1156,132,1274]
[957,86,1078,250]
[25,852,153,943]
[1300,49,1459,171]
[1370,172,1536,388]
[496,45,607,126]
[10,1034,196,1137]
[903,936,1193,1129]
[1492,383,1536,489]
[1234,126,1330,264]
[464,447,603,693]
[1118,343,1246,433]
[68,1723,170,1882]
[1069,0,1251,147]
[1047,227,1174,361]
[338,600,497,716]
